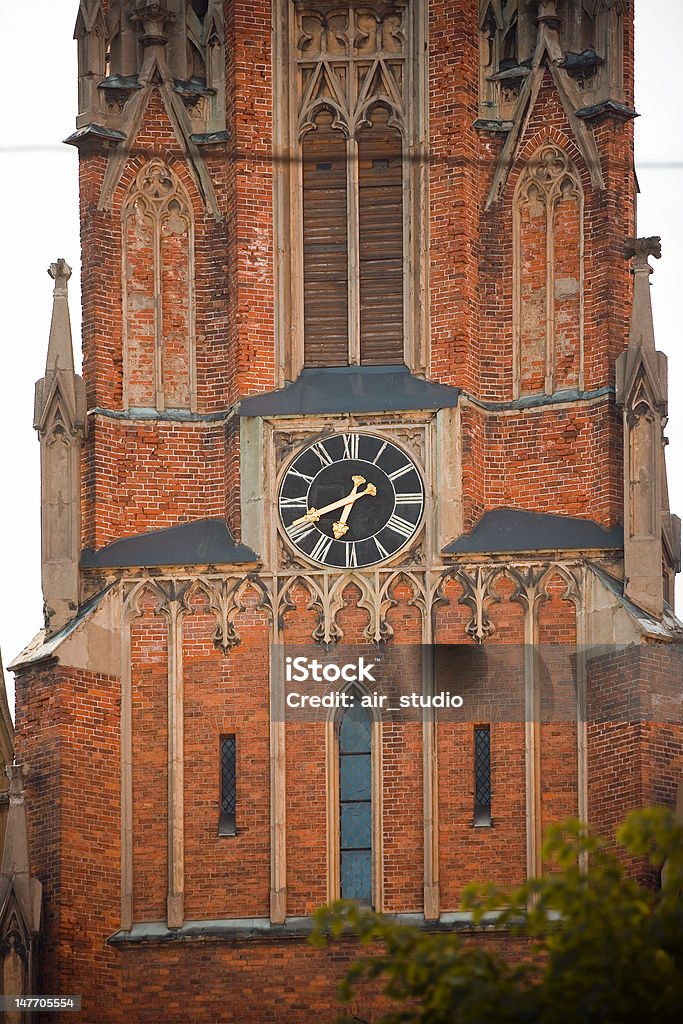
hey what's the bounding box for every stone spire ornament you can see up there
[33,261,87,634]
[616,237,679,617]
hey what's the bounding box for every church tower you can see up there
[9,3,682,1019]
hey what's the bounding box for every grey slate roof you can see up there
[81,518,258,569]
[239,365,460,417]
[443,508,624,555]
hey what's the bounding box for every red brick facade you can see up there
[11,2,682,1022]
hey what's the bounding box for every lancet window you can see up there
[122,160,196,412]
[275,1,429,378]
[513,144,584,397]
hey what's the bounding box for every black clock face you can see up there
[278,433,424,568]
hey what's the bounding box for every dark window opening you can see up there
[474,726,492,827]
[219,734,237,836]
[191,0,210,19]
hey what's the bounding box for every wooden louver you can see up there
[302,106,405,367]
[302,113,349,367]
[358,109,404,365]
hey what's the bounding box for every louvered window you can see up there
[219,734,237,836]
[279,1,428,379]
[302,112,349,367]
[296,4,409,369]
[302,108,404,368]
[358,107,404,365]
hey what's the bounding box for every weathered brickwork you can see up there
[13,2,682,1021]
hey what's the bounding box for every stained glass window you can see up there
[339,701,372,904]
[474,725,492,827]
[219,734,237,836]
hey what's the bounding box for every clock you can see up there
[278,432,424,568]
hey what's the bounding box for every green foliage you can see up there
[311,808,683,1024]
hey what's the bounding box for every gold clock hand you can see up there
[332,495,355,539]
[333,480,377,538]
[291,477,377,528]
[292,479,362,527]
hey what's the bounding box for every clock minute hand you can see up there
[292,476,376,527]
[291,481,361,527]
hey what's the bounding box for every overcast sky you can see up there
[1,2,681,709]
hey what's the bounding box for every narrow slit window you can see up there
[219,734,237,836]
[474,726,492,827]
[339,701,372,904]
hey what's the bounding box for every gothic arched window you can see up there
[513,144,584,397]
[339,700,373,903]
[122,160,196,412]
[274,0,429,379]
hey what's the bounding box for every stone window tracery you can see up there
[628,382,657,539]
[122,159,196,412]
[513,144,584,397]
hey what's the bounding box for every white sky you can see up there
[0,2,681,710]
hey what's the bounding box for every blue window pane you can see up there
[340,850,372,903]
[341,801,371,849]
[340,754,371,801]
[340,703,371,753]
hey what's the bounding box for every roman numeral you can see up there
[372,441,388,465]
[386,514,415,539]
[280,495,308,509]
[395,492,423,505]
[287,520,315,543]
[310,534,333,563]
[345,543,358,568]
[311,442,333,467]
[388,463,413,483]
[374,537,390,560]
[342,434,359,460]
[289,467,314,484]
